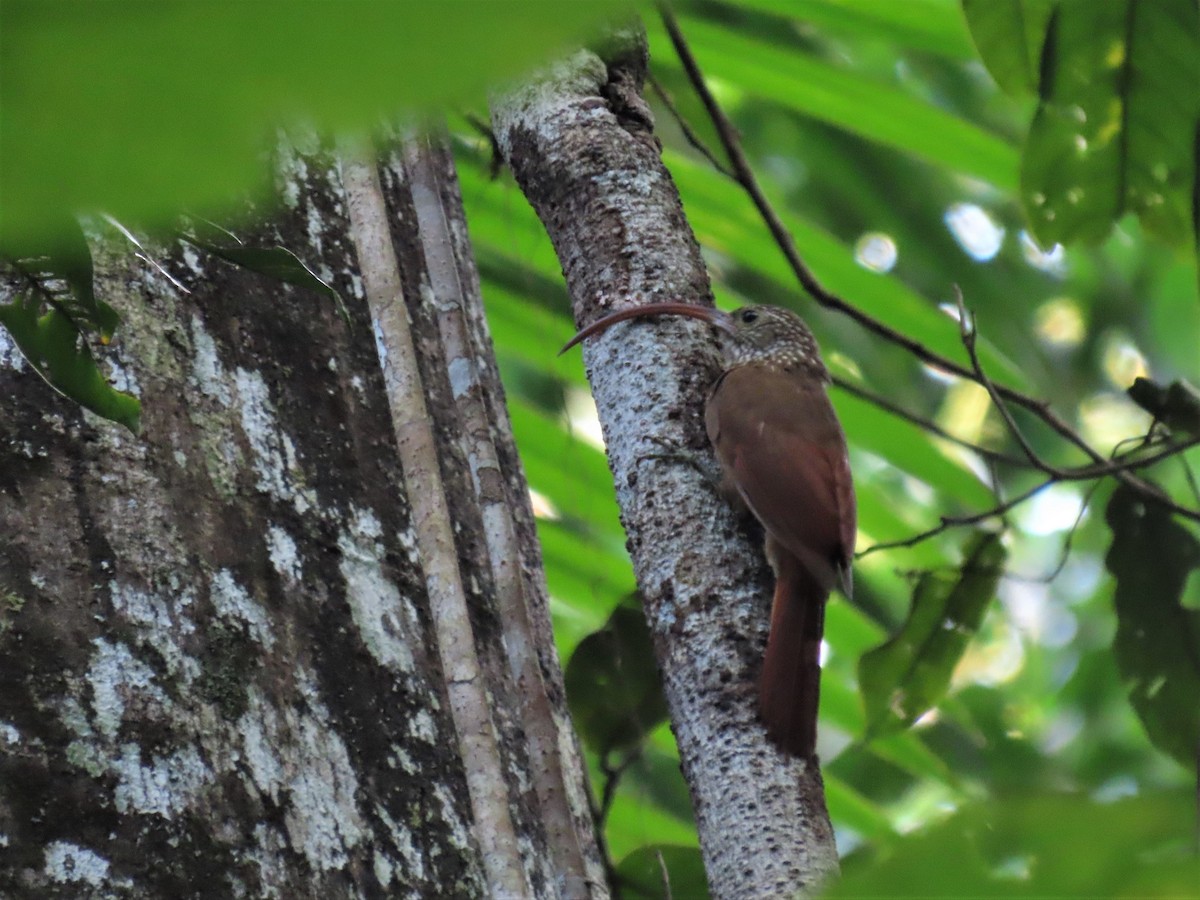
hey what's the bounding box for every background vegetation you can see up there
[3,1,1198,895]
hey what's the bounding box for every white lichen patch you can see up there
[246,823,290,899]
[109,581,199,681]
[0,328,26,371]
[237,680,366,872]
[233,367,317,514]
[265,524,302,584]
[0,721,19,745]
[180,243,206,276]
[190,315,233,406]
[210,569,275,649]
[337,506,418,672]
[372,318,389,370]
[87,638,170,740]
[113,742,213,817]
[104,355,142,397]
[407,709,437,743]
[447,356,474,400]
[44,841,110,886]
[374,803,424,883]
[432,782,474,853]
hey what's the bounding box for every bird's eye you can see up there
[740,309,759,323]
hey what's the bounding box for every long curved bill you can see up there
[559,303,734,356]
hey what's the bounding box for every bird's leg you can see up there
[637,435,726,494]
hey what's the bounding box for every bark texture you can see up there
[0,135,603,898]
[491,36,839,899]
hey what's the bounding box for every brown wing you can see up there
[705,364,855,592]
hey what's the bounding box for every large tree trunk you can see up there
[0,134,605,898]
[491,35,840,900]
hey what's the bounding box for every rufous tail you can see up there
[758,549,827,758]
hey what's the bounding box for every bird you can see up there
[562,302,856,757]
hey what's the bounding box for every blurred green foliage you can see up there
[2,0,1198,895]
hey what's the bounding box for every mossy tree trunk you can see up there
[0,134,605,899]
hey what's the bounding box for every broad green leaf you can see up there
[1104,483,1200,768]
[0,0,630,245]
[828,793,1200,897]
[0,214,119,341]
[0,297,140,433]
[859,531,1005,738]
[184,231,349,324]
[732,0,975,60]
[1022,1,1200,246]
[565,599,669,756]
[650,15,1020,190]
[617,845,709,900]
[960,0,1053,97]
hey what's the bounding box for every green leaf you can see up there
[1104,483,1200,768]
[651,14,1020,190]
[828,793,1200,898]
[1021,1,1200,246]
[733,0,976,60]
[565,598,669,756]
[859,531,1005,738]
[0,213,119,341]
[0,296,140,433]
[960,0,1053,97]
[616,845,709,900]
[185,232,349,324]
[0,0,631,246]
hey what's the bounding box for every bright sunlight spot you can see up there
[1100,331,1149,388]
[1079,392,1152,449]
[953,613,1024,688]
[1019,230,1066,274]
[853,231,898,273]
[528,488,559,521]
[1034,297,1086,348]
[1019,483,1084,535]
[563,385,605,451]
[937,380,991,445]
[944,202,1004,261]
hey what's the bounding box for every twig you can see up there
[831,376,1029,469]
[657,6,1200,524]
[647,72,735,178]
[856,478,1053,558]
[955,288,1048,472]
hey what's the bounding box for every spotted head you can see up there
[559,301,827,379]
[717,306,826,377]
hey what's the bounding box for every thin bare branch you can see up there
[857,478,1052,558]
[659,6,1200,524]
[647,72,735,179]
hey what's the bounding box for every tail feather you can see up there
[758,549,827,757]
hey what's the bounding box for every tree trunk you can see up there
[0,134,605,898]
[491,34,840,900]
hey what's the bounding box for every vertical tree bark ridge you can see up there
[394,132,608,899]
[491,37,840,900]
[341,151,534,900]
[0,139,485,896]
